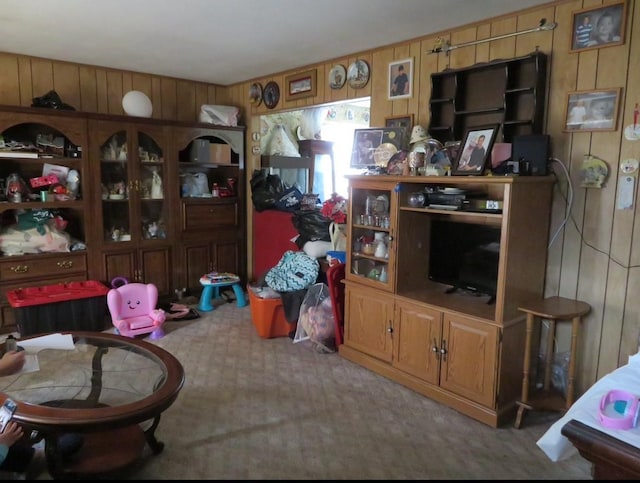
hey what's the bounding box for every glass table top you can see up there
[0,332,183,430]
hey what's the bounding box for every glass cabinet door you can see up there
[97,125,167,244]
[347,179,395,291]
[99,129,131,243]
[137,130,167,241]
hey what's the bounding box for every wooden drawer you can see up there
[182,201,238,231]
[0,252,87,282]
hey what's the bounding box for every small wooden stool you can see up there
[514,296,591,428]
[198,274,247,312]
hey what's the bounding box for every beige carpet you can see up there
[28,301,590,480]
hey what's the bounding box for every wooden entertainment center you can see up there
[339,175,554,427]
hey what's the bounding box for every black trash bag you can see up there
[31,90,76,111]
[250,169,286,212]
[292,209,331,247]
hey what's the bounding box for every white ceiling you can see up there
[1,0,552,86]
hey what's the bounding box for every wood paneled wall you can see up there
[0,0,638,396]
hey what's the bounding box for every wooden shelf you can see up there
[428,52,547,144]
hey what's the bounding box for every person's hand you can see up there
[0,350,26,376]
[0,421,24,447]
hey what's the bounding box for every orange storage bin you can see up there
[247,287,294,338]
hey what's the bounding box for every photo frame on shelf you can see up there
[564,88,621,132]
[284,69,317,102]
[384,114,413,130]
[350,127,405,169]
[452,124,499,176]
[388,58,413,100]
[570,1,626,53]
[385,115,413,147]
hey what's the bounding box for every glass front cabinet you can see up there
[346,178,396,292]
[88,119,172,294]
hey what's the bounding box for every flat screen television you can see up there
[428,219,501,299]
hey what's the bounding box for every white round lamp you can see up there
[122,91,153,117]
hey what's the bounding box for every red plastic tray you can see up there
[7,280,110,308]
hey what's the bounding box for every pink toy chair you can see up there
[107,282,166,339]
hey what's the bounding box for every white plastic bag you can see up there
[199,105,239,127]
[293,283,335,353]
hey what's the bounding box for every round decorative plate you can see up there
[249,82,263,106]
[347,59,370,89]
[263,81,280,109]
[329,64,347,89]
[373,142,398,167]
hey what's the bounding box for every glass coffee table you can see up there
[0,331,184,479]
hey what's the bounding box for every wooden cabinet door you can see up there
[439,313,498,407]
[344,285,393,362]
[100,247,171,296]
[102,250,136,286]
[183,242,211,293]
[393,300,442,384]
[139,246,171,295]
[211,239,240,276]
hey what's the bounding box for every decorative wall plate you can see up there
[263,81,280,109]
[329,64,347,89]
[249,82,263,106]
[347,59,370,89]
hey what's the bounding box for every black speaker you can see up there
[511,134,550,176]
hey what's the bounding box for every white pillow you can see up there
[302,240,332,259]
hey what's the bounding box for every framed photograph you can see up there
[452,124,499,176]
[284,69,317,102]
[350,127,406,169]
[564,88,621,132]
[570,1,626,53]
[388,58,413,99]
[385,114,413,130]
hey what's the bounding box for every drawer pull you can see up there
[57,261,74,269]
[10,265,29,273]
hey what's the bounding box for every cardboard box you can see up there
[209,143,231,165]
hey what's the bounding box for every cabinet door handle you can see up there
[57,260,74,269]
[432,338,440,359]
[440,339,447,362]
[387,324,393,333]
[9,265,28,273]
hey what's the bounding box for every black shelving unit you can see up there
[428,52,547,144]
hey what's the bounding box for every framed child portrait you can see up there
[564,88,621,132]
[452,124,499,176]
[388,58,413,100]
[570,1,626,53]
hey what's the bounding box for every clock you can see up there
[263,81,280,109]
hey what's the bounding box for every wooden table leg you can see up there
[566,315,581,407]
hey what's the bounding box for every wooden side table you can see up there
[514,296,591,429]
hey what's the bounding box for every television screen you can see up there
[428,219,501,298]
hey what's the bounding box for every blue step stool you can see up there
[198,273,247,312]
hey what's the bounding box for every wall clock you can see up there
[347,60,370,89]
[329,64,346,89]
[249,82,263,106]
[263,81,280,109]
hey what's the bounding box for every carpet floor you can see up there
[17,300,590,480]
